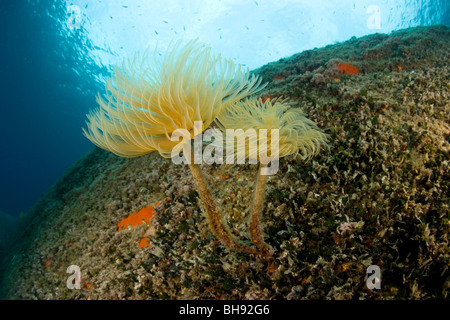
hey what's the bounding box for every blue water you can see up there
[0,0,448,218]
[0,1,107,216]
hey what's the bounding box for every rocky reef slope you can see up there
[2,25,449,300]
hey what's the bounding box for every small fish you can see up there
[155,30,158,35]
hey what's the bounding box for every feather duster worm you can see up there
[215,98,329,256]
[83,40,265,253]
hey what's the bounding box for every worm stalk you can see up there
[188,161,257,253]
[249,163,274,257]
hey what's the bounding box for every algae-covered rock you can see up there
[0,211,17,245]
[0,211,18,297]
[2,25,449,300]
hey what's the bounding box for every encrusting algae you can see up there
[117,205,156,232]
[337,62,359,75]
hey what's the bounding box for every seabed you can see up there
[0,25,449,300]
